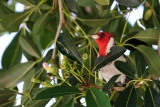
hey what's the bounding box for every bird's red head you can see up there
[91,32,116,56]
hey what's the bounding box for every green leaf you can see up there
[66,0,77,12]
[137,45,160,76]
[19,36,41,58]
[51,95,74,107]
[31,88,49,96]
[153,14,160,28]
[0,89,17,107]
[86,88,111,107]
[0,61,35,88]
[114,61,137,79]
[56,33,82,63]
[77,17,111,28]
[21,68,35,103]
[144,86,160,107]
[40,4,51,10]
[115,85,137,107]
[61,75,80,86]
[153,80,160,90]
[0,3,13,18]
[102,74,120,93]
[54,95,74,107]
[23,68,35,92]
[65,99,74,107]
[2,31,22,69]
[116,0,142,6]
[1,12,30,32]
[132,28,160,45]
[0,24,5,35]
[135,50,146,78]
[35,86,81,100]
[43,49,53,62]
[15,0,36,6]
[26,99,50,107]
[93,46,126,70]
[77,0,96,6]
[39,29,55,49]
[95,0,110,5]
[33,13,49,36]
[137,93,144,107]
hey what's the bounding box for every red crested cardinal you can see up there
[91,32,126,83]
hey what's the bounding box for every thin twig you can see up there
[52,0,65,66]
[51,0,57,13]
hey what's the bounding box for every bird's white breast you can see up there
[99,55,126,83]
[100,37,126,83]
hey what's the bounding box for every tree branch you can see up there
[157,33,160,57]
[52,0,65,66]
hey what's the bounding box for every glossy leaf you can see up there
[77,18,111,28]
[102,74,120,93]
[144,86,160,107]
[61,75,80,86]
[26,99,50,107]
[2,31,22,69]
[21,68,35,103]
[132,28,160,45]
[95,0,110,5]
[94,46,126,70]
[22,87,48,105]
[116,0,142,6]
[56,33,82,63]
[115,61,137,79]
[0,3,13,18]
[153,80,160,90]
[86,88,111,107]
[66,0,77,12]
[1,12,29,32]
[0,89,17,107]
[153,14,160,28]
[51,95,74,107]
[39,29,55,49]
[30,88,49,96]
[35,86,81,100]
[137,45,160,75]
[33,13,49,36]
[15,0,36,6]
[77,0,96,6]
[115,85,137,107]
[0,24,5,35]
[19,36,41,58]
[135,50,146,77]
[23,68,35,92]
[65,99,74,107]
[43,49,53,62]
[0,61,35,88]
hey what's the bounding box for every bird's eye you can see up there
[100,33,105,38]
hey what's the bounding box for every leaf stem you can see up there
[109,89,116,101]
[63,11,98,54]
[120,13,130,44]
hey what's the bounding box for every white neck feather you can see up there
[106,37,115,54]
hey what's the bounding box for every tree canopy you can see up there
[0,0,160,106]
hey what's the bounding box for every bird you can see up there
[91,32,126,83]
